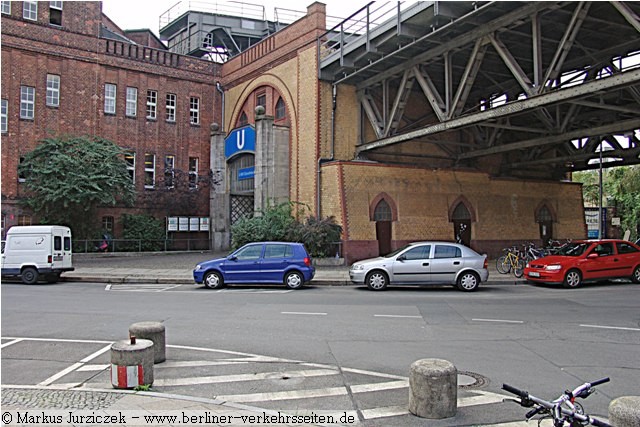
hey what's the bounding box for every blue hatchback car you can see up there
[193,242,315,289]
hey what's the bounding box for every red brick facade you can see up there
[1,1,221,238]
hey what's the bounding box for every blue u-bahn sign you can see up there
[225,126,256,159]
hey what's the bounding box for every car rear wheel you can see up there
[366,271,388,291]
[284,271,304,289]
[21,267,39,285]
[204,271,224,289]
[563,269,582,288]
[457,271,479,292]
[631,266,640,284]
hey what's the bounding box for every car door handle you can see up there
[453,261,460,265]
[422,263,429,266]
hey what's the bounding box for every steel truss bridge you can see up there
[319,1,640,179]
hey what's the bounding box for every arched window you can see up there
[452,203,471,220]
[536,206,553,222]
[275,97,286,119]
[374,200,392,221]
[238,111,248,127]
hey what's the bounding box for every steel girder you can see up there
[320,1,640,178]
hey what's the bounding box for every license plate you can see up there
[529,272,540,277]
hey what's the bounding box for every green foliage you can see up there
[231,202,342,257]
[18,135,135,238]
[573,166,640,240]
[121,214,166,251]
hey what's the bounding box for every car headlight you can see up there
[195,264,202,271]
[545,265,562,271]
[351,264,365,271]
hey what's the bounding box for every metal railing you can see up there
[73,238,211,254]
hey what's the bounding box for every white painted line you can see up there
[38,343,112,386]
[281,311,327,316]
[1,336,113,344]
[216,386,347,402]
[1,338,23,349]
[105,284,112,291]
[361,405,408,419]
[472,318,524,324]
[76,364,110,372]
[458,390,508,407]
[154,368,339,387]
[38,362,84,386]
[374,314,422,319]
[350,380,408,393]
[580,324,640,332]
[155,360,250,368]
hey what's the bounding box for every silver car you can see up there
[349,242,489,292]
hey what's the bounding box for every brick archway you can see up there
[369,192,398,221]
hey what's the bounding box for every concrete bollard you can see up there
[609,396,640,427]
[110,337,154,389]
[129,321,166,363]
[408,358,457,419]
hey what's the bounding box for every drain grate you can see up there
[458,371,489,389]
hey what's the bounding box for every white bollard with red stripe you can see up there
[110,336,154,389]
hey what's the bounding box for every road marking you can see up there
[580,324,640,332]
[216,386,347,402]
[1,338,23,349]
[155,360,250,368]
[77,364,110,371]
[38,344,112,386]
[350,380,408,393]
[458,390,508,406]
[154,368,339,387]
[281,311,327,316]
[472,318,524,324]
[374,314,422,319]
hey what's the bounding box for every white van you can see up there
[1,225,74,284]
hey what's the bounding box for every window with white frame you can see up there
[166,93,176,122]
[164,155,175,189]
[126,87,137,117]
[1,1,11,15]
[144,153,155,189]
[49,1,62,25]
[104,83,116,114]
[124,152,135,184]
[46,74,60,107]
[18,157,27,182]
[102,216,114,232]
[20,86,35,119]
[189,97,200,125]
[188,157,198,189]
[23,1,37,20]
[146,90,157,119]
[1,99,7,133]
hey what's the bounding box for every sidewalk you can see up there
[63,252,524,285]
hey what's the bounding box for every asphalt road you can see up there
[2,278,639,426]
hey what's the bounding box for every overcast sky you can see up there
[101,0,371,38]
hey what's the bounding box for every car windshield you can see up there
[557,242,589,256]
[383,244,415,258]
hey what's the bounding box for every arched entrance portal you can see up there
[452,203,472,246]
[374,199,392,255]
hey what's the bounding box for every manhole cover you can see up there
[458,371,489,389]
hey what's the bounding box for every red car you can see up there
[524,239,640,288]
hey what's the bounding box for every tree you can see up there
[18,135,135,238]
[573,166,640,240]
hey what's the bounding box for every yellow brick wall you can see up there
[322,162,585,243]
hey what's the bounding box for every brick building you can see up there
[1,1,220,242]
[2,1,591,261]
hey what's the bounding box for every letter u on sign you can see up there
[225,126,256,159]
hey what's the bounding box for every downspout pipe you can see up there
[317,84,337,219]
[216,82,225,131]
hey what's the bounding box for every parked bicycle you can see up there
[496,246,526,277]
[502,378,611,427]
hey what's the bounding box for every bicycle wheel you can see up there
[496,255,511,274]
[513,258,525,278]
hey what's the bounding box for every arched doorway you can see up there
[452,202,472,246]
[536,205,554,246]
[374,199,392,255]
